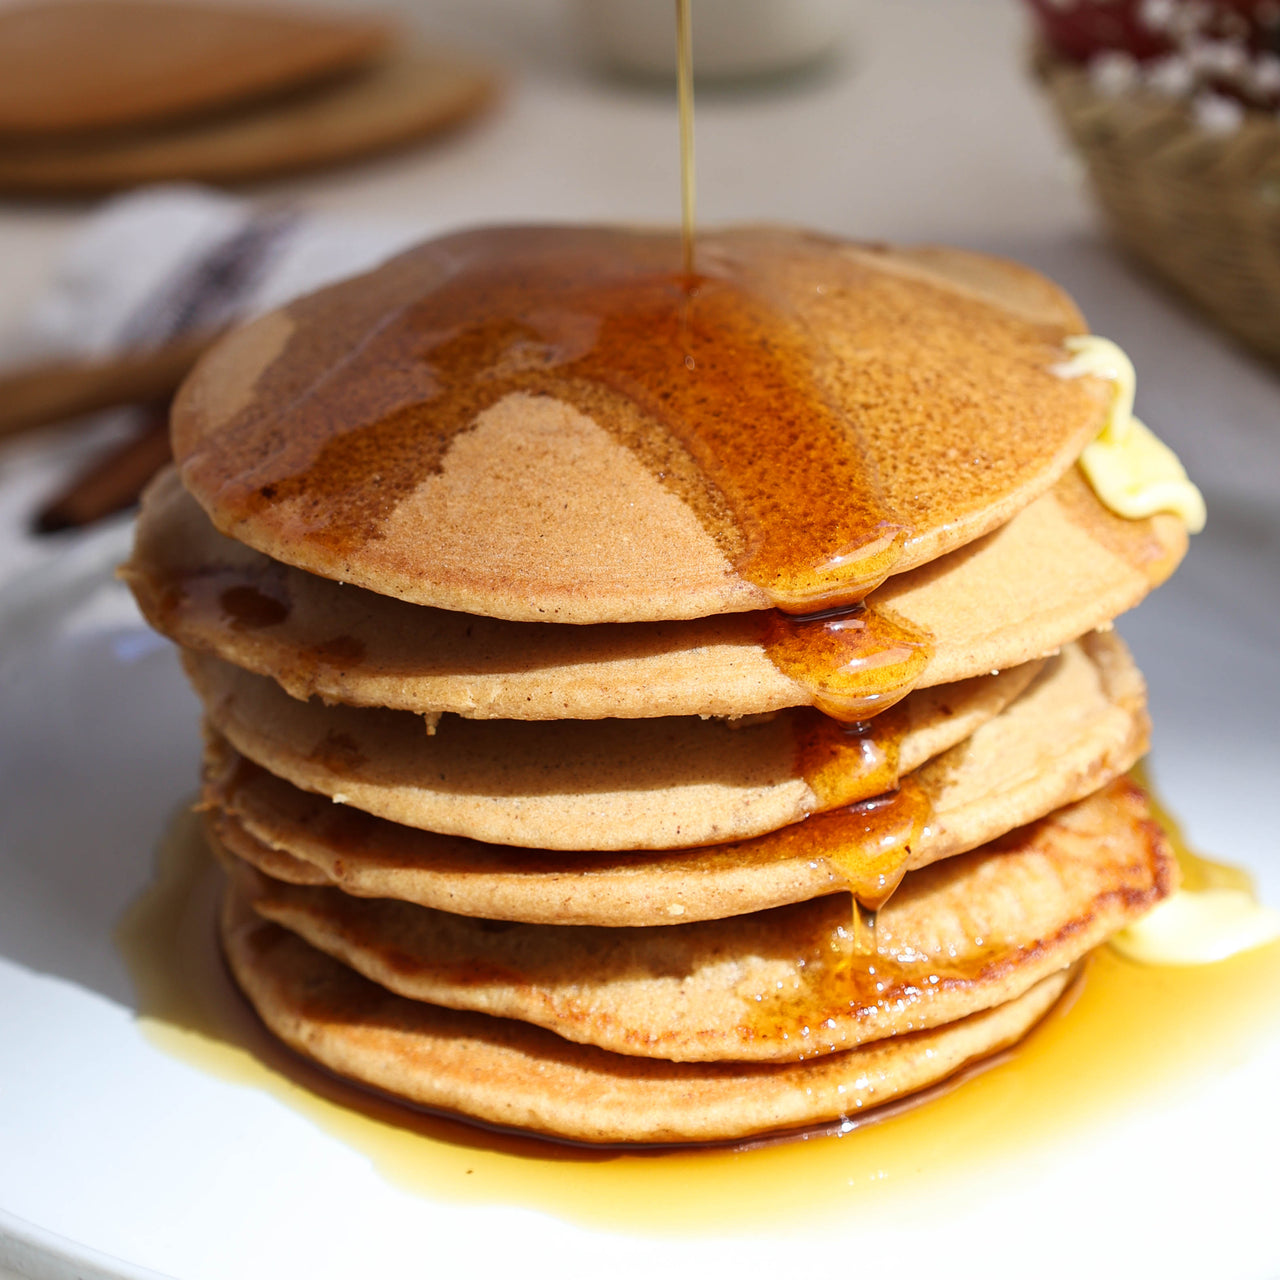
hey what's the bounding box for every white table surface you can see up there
[1,4,1278,1279]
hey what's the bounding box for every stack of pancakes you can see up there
[124,226,1186,1144]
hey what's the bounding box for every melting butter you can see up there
[1079,417,1206,531]
[1117,763,1280,965]
[1054,335,1206,534]
[1112,889,1280,965]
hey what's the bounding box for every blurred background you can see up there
[0,0,1103,297]
[0,0,1277,551]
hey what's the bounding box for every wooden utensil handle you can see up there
[0,332,212,439]
[35,408,173,532]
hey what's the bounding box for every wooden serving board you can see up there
[0,44,498,195]
[0,0,391,139]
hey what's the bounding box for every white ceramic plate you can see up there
[1,496,1279,1280]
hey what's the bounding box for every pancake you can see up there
[0,0,389,137]
[204,632,1148,925]
[171,226,1112,623]
[125,465,1185,720]
[222,890,1076,1144]
[184,647,1040,851]
[221,778,1173,1063]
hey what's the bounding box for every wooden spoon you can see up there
[0,330,213,440]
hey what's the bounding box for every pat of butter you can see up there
[1054,335,1206,534]
[1111,889,1280,965]
[1079,416,1207,531]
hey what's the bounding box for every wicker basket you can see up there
[1037,53,1280,364]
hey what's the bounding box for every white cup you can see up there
[573,0,849,80]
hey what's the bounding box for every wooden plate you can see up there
[0,44,498,194]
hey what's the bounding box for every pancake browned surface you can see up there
[204,633,1148,925]
[223,779,1172,1063]
[0,0,389,137]
[185,646,1039,850]
[171,227,1112,622]
[125,466,1185,719]
[222,890,1076,1145]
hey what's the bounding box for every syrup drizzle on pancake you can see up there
[177,225,1105,719]
[209,744,930,916]
[793,706,906,812]
[761,603,932,719]
[218,228,908,610]
[737,778,1173,1054]
[812,780,931,909]
[735,909,1039,1059]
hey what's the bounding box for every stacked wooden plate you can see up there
[0,0,496,194]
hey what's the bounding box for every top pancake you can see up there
[126,464,1185,720]
[172,225,1111,623]
[0,0,390,138]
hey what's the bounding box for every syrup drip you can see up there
[219,583,289,630]
[850,901,876,957]
[793,706,908,811]
[800,781,929,961]
[211,227,907,613]
[734,894,1017,1058]
[816,780,931,910]
[761,602,933,720]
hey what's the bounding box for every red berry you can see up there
[1023,0,1174,62]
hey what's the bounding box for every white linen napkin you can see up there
[0,183,421,585]
[7,183,419,368]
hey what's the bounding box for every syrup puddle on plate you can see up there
[115,783,1280,1235]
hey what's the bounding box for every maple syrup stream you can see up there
[675,8,928,917]
[676,0,695,278]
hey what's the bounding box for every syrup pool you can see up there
[116,782,1280,1236]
